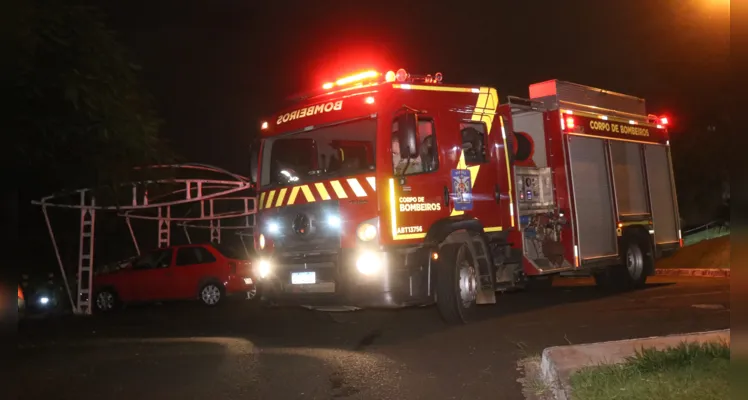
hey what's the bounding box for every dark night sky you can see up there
[105,0,729,175]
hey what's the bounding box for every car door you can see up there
[174,246,220,298]
[131,248,175,301]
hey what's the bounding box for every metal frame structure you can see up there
[32,164,257,315]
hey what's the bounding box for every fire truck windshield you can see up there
[260,118,377,188]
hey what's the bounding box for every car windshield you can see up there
[260,118,376,187]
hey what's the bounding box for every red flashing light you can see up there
[395,68,408,82]
[336,70,379,86]
[261,121,269,130]
[566,116,575,130]
[660,117,669,125]
[385,70,396,82]
[322,70,380,90]
[364,96,375,105]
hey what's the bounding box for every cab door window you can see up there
[391,119,438,175]
[460,121,488,164]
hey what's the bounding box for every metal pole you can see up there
[42,205,75,312]
[126,216,141,255]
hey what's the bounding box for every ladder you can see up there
[77,192,96,315]
[157,206,171,248]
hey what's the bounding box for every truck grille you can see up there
[264,202,341,254]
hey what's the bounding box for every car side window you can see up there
[461,121,488,164]
[176,247,217,266]
[133,248,173,270]
[196,247,217,263]
[391,119,438,175]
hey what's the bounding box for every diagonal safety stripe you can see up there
[330,180,348,198]
[265,190,276,209]
[366,176,376,191]
[300,185,315,202]
[347,178,367,197]
[288,186,300,205]
[315,182,331,201]
[451,87,499,217]
[275,188,287,207]
[257,176,375,209]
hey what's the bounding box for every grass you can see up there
[569,341,730,400]
[656,235,730,269]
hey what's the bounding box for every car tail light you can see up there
[229,261,237,275]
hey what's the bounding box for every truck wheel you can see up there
[436,242,480,325]
[594,232,653,291]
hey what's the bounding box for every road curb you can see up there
[539,329,730,400]
[655,268,730,278]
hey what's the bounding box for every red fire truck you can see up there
[249,69,681,324]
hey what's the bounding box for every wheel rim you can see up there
[201,285,221,305]
[457,246,478,308]
[96,292,114,310]
[626,244,644,280]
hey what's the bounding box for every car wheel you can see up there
[200,282,223,306]
[95,289,119,313]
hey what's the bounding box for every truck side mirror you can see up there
[396,112,420,159]
[249,141,259,185]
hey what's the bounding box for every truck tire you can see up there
[436,242,480,324]
[593,231,653,291]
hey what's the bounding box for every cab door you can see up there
[386,113,451,241]
[457,119,503,231]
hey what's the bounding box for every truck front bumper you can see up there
[256,248,432,309]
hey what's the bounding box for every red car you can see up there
[93,243,255,312]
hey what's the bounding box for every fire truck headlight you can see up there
[356,251,384,275]
[258,234,266,250]
[357,223,377,242]
[327,215,341,228]
[267,222,280,234]
[257,259,272,279]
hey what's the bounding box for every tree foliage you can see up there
[5,1,174,191]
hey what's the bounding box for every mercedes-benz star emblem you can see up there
[292,213,311,236]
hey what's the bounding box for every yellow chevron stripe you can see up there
[300,185,315,202]
[366,176,376,191]
[499,116,515,227]
[315,182,331,200]
[451,87,498,217]
[275,188,287,207]
[265,190,276,209]
[347,178,367,197]
[288,186,300,205]
[259,192,266,210]
[330,180,348,198]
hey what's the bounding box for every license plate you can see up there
[291,271,316,285]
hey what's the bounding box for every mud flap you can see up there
[467,234,496,305]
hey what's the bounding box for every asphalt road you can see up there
[17,276,730,400]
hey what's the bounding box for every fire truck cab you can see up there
[250,69,680,324]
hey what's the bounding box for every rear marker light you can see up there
[566,117,575,130]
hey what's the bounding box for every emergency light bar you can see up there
[321,68,444,90]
